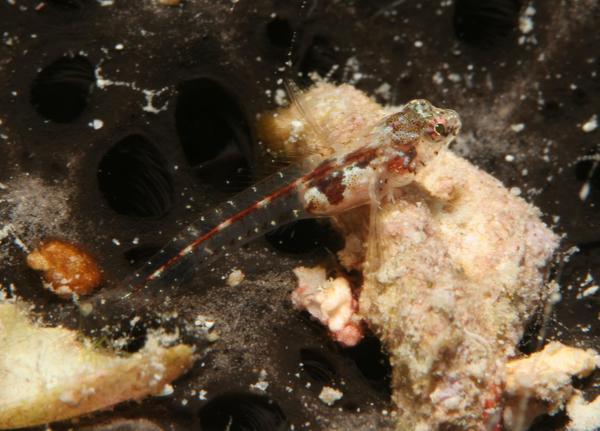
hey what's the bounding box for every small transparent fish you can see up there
[105,94,461,305]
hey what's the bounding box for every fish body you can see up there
[130,99,460,290]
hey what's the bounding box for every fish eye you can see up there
[434,123,448,136]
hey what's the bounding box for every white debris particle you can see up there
[579,182,591,201]
[198,389,208,400]
[505,154,515,162]
[89,119,104,130]
[578,285,599,299]
[112,238,121,246]
[432,71,444,85]
[318,386,343,406]
[0,225,11,243]
[194,315,215,330]
[550,290,562,305]
[344,56,366,85]
[226,268,245,287]
[97,0,114,5]
[510,123,525,133]
[374,82,391,101]
[510,187,521,196]
[132,237,139,245]
[59,391,78,406]
[274,88,287,106]
[115,43,124,50]
[525,5,536,16]
[0,182,7,190]
[142,89,170,114]
[414,40,423,48]
[519,16,534,34]
[582,272,593,285]
[447,73,461,83]
[158,384,174,396]
[581,114,598,133]
[288,119,305,139]
[250,370,269,392]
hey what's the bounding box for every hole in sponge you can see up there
[298,35,340,81]
[98,134,174,218]
[175,78,253,191]
[341,335,392,396]
[454,0,521,46]
[30,54,95,122]
[266,17,294,48]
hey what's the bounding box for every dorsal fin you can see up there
[284,80,332,148]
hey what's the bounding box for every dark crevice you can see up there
[266,17,294,48]
[30,54,95,122]
[517,315,544,355]
[265,219,342,254]
[97,134,174,218]
[298,35,340,82]
[571,87,589,106]
[198,393,288,431]
[341,336,392,397]
[540,99,562,119]
[528,410,569,431]
[175,78,253,191]
[454,0,521,46]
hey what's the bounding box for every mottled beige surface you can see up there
[359,149,558,430]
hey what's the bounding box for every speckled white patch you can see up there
[302,187,329,209]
